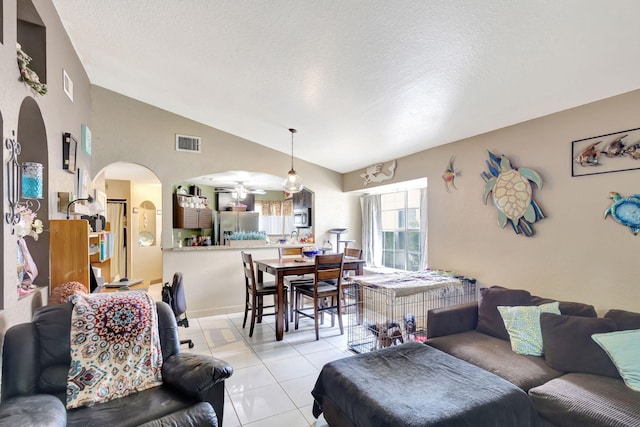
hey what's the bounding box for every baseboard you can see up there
[188,305,244,318]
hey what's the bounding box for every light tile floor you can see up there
[150,284,354,427]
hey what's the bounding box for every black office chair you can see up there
[162,272,195,348]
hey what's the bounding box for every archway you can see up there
[95,162,162,286]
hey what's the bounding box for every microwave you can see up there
[294,208,311,227]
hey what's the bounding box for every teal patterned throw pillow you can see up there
[498,302,560,356]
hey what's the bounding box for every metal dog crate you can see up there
[346,272,477,354]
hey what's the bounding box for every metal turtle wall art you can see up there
[481,151,546,237]
[604,192,640,235]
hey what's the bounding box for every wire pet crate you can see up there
[346,272,477,354]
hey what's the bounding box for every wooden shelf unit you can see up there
[173,193,213,229]
[50,219,112,293]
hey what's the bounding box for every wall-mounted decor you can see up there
[361,159,396,186]
[63,132,77,173]
[63,69,74,101]
[81,124,92,155]
[604,192,640,235]
[572,127,640,177]
[16,43,47,95]
[77,168,90,199]
[21,162,43,199]
[5,131,21,234]
[481,151,545,237]
[442,156,459,192]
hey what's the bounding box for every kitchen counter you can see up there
[163,243,332,318]
[166,243,306,251]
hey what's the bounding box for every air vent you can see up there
[175,134,201,153]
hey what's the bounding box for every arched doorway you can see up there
[95,162,162,285]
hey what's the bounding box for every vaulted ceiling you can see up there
[52,1,640,174]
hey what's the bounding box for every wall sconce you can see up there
[22,162,44,199]
[5,131,21,234]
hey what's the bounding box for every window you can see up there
[381,189,422,271]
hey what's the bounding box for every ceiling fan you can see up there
[214,182,266,200]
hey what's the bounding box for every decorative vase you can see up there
[17,237,38,289]
[16,241,25,286]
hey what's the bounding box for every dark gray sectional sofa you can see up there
[426,286,640,427]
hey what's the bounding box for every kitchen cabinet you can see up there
[173,194,213,229]
[293,189,313,209]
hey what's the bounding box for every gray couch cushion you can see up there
[529,373,640,427]
[476,287,531,340]
[540,313,620,378]
[427,330,562,391]
[605,309,640,330]
[530,295,597,317]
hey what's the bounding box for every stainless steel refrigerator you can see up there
[217,211,260,244]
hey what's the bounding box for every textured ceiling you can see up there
[53,1,640,174]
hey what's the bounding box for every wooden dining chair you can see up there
[344,247,362,260]
[279,247,304,258]
[241,251,288,337]
[293,253,345,340]
[341,248,363,315]
[281,247,314,322]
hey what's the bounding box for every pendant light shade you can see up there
[283,128,304,193]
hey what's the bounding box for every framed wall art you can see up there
[62,132,77,174]
[81,124,92,155]
[572,127,640,177]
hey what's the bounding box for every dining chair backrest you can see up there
[344,247,362,259]
[314,253,344,287]
[241,251,256,288]
[279,247,303,259]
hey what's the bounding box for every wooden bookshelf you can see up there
[50,220,112,293]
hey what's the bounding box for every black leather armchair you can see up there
[0,301,233,427]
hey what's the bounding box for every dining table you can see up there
[254,256,365,341]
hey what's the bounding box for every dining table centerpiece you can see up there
[16,204,43,296]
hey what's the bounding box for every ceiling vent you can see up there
[175,134,201,153]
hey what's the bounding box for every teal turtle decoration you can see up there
[481,151,546,237]
[604,192,640,235]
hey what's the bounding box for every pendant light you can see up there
[282,128,304,193]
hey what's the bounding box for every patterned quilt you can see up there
[348,270,462,297]
[66,291,163,409]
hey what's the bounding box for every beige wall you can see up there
[1,0,92,333]
[130,182,162,284]
[345,90,640,314]
[90,86,361,281]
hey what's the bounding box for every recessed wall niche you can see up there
[17,0,46,84]
[17,97,49,294]
[139,201,157,247]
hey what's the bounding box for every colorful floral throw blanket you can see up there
[66,291,163,409]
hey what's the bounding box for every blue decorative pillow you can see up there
[498,302,560,356]
[592,329,640,392]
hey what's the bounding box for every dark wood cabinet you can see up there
[173,194,213,229]
[293,189,313,209]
